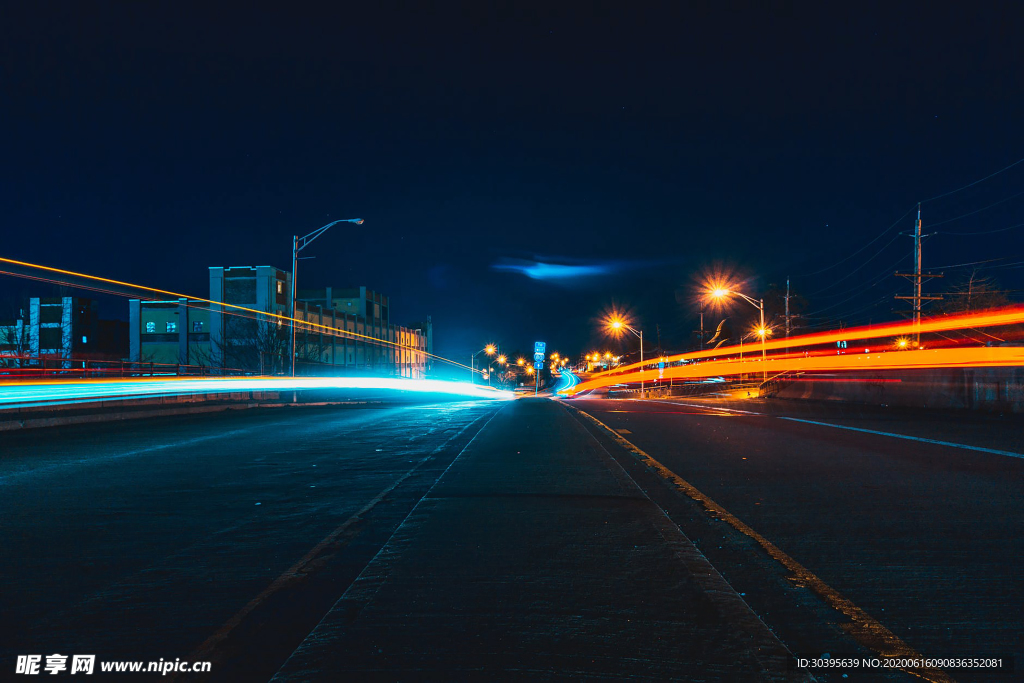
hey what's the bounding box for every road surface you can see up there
[2,396,1021,680]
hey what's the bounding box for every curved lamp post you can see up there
[608,318,645,395]
[291,218,364,377]
[710,288,768,382]
[471,344,496,384]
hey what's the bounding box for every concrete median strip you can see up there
[569,404,957,683]
[561,404,810,683]
[272,399,814,681]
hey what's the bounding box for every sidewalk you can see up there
[273,398,804,681]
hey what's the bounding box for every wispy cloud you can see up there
[492,256,668,283]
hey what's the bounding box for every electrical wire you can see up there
[797,204,916,278]
[941,221,1024,236]
[919,154,1024,203]
[0,255,476,373]
[927,189,1024,227]
[927,257,1005,270]
[802,233,904,297]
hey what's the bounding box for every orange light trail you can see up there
[0,256,478,373]
[591,306,1024,380]
[569,345,1024,395]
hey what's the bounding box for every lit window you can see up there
[276,281,283,294]
[81,336,88,344]
[166,322,177,332]
[192,321,203,332]
[146,322,155,333]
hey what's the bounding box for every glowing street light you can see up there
[517,357,525,366]
[471,343,498,385]
[607,317,645,394]
[709,288,768,382]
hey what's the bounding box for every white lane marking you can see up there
[650,400,1024,460]
[778,417,1024,459]
[650,399,764,416]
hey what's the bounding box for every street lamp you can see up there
[711,288,767,382]
[487,354,508,387]
[291,218,364,377]
[471,344,497,384]
[608,318,645,395]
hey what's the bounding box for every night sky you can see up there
[4,3,1024,370]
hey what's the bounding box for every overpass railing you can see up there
[0,356,255,380]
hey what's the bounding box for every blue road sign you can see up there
[533,352,545,361]
[534,341,546,354]
[534,361,544,369]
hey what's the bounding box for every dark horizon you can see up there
[4,3,1024,368]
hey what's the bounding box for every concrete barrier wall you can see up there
[774,367,1024,414]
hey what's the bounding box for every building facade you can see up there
[127,298,211,367]
[128,267,432,378]
[1,297,113,366]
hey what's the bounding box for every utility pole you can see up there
[895,203,942,345]
[694,305,705,350]
[699,306,704,350]
[785,277,791,338]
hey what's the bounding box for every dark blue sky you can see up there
[3,3,1024,366]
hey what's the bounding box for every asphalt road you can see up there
[570,396,1024,682]
[2,396,1021,681]
[0,401,500,680]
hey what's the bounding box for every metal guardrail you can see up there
[0,356,255,380]
[759,371,803,398]
[0,355,432,382]
[607,380,762,399]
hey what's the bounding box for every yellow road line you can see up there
[569,405,955,683]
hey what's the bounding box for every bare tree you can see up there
[215,309,289,374]
[942,271,1009,314]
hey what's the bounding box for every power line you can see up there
[803,257,908,316]
[941,220,1024,236]
[919,154,1024,203]
[797,204,916,278]
[928,257,1005,270]
[927,189,1024,227]
[802,233,904,297]
[809,251,910,303]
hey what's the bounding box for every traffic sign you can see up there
[534,341,546,354]
[534,361,544,369]
[533,352,545,361]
